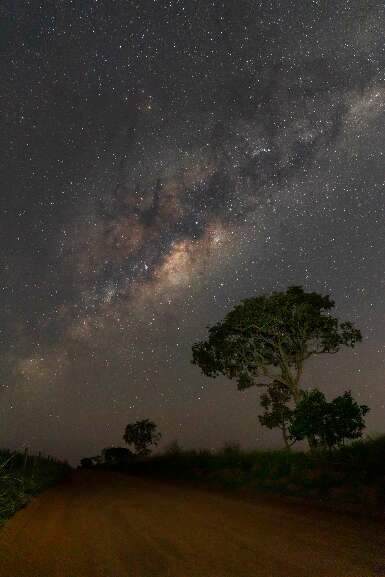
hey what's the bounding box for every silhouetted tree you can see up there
[102,447,133,465]
[192,286,361,402]
[327,391,369,448]
[192,286,361,448]
[288,389,328,451]
[123,419,161,456]
[289,389,369,451]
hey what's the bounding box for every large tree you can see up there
[192,286,361,445]
[192,286,361,403]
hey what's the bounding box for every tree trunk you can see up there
[281,421,291,450]
[307,435,318,452]
[291,381,301,405]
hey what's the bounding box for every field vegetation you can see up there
[88,436,385,517]
[0,449,70,523]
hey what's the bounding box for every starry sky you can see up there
[0,1,384,464]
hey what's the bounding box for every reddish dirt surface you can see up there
[0,470,383,577]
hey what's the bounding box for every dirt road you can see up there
[0,470,382,577]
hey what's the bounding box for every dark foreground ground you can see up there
[0,470,383,577]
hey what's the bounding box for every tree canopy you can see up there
[192,286,361,403]
[123,419,161,456]
[102,447,134,464]
[289,390,369,450]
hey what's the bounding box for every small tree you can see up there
[102,447,133,465]
[289,389,369,451]
[123,419,161,456]
[258,381,295,450]
[80,457,94,468]
[325,391,369,448]
[288,389,329,451]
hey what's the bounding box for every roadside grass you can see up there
[0,449,70,523]
[98,436,385,516]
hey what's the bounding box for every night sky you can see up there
[1,1,384,464]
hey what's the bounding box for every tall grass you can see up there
[0,449,70,523]
[106,436,385,515]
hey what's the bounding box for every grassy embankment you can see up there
[104,436,385,516]
[0,449,70,523]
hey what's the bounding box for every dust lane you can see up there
[0,470,382,577]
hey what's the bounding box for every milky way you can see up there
[0,1,384,462]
